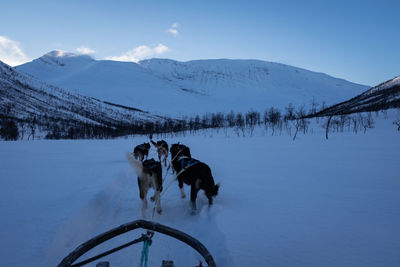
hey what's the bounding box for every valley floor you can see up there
[0,113,399,266]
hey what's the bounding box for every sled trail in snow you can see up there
[46,166,232,266]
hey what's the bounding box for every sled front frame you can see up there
[58,219,217,267]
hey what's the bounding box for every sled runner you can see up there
[58,220,216,267]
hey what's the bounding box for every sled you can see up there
[58,219,216,267]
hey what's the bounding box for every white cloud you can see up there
[76,46,95,55]
[154,44,169,54]
[0,36,29,66]
[105,44,169,62]
[167,28,179,37]
[166,23,180,37]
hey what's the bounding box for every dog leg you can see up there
[155,190,162,214]
[138,177,148,218]
[138,177,145,199]
[206,189,214,206]
[180,187,186,198]
[150,187,158,202]
[158,151,162,164]
[190,183,200,211]
[141,198,148,218]
[178,178,186,198]
[207,196,213,206]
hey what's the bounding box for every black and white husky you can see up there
[170,145,220,210]
[127,153,163,217]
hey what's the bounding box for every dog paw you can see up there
[190,206,197,215]
[157,208,162,214]
[181,193,186,198]
[150,196,155,202]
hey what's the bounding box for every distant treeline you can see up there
[1,102,399,141]
[0,105,297,140]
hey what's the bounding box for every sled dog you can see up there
[151,139,169,166]
[170,143,192,162]
[170,148,219,210]
[127,153,163,217]
[133,142,151,161]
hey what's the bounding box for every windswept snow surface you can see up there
[0,113,400,266]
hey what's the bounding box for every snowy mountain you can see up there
[17,51,369,115]
[16,51,197,116]
[312,75,400,117]
[0,60,171,138]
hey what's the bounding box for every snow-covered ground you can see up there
[0,112,399,267]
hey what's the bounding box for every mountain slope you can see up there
[0,60,171,138]
[139,58,368,103]
[16,51,198,115]
[310,76,400,117]
[17,52,369,115]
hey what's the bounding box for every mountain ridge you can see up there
[309,76,400,117]
[17,51,369,115]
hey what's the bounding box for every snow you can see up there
[367,76,400,95]
[0,112,399,266]
[44,50,88,58]
[16,52,369,116]
[1,60,169,127]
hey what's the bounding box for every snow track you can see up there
[46,164,232,267]
[1,115,400,266]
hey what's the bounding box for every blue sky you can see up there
[1,0,399,86]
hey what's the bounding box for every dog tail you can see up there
[213,182,221,196]
[150,140,157,147]
[126,152,143,176]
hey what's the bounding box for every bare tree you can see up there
[292,106,309,141]
[363,112,375,133]
[309,97,319,116]
[393,119,400,131]
[235,112,245,137]
[325,116,333,140]
[265,108,281,136]
[19,121,26,140]
[284,103,296,121]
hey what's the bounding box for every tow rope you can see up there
[160,157,200,199]
[139,231,154,267]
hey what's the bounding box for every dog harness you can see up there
[137,144,148,151]
[143,159,159,170]
[175,158,200,178]
[180,158,199,170]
